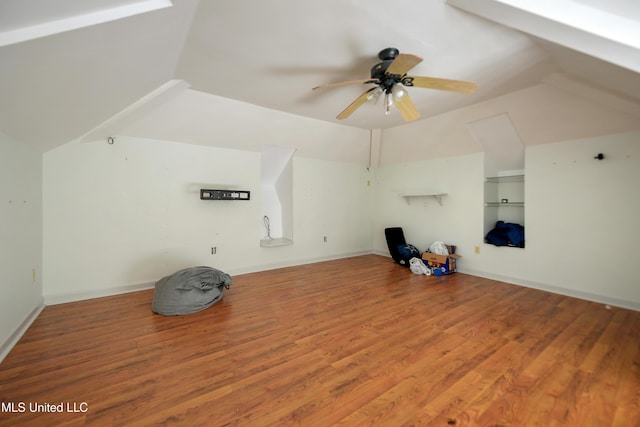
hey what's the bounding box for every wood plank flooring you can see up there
[1,254,639,426]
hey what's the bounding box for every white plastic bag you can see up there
[409,257,431,276]
[429,241,449,256]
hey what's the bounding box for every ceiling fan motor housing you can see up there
[378,47,399,61]
[370,60,393,79]
[371,47,400,78]
[371,47,403,92]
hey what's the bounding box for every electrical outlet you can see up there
[211,247,217,254]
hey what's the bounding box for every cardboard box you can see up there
[421,245,461,275]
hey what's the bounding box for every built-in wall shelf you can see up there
[485,201,524,207]
[485,175,524,183]
[260,238,293,247]
[484,175,525,208]
[401,192,448,205]
[484,172,525,247]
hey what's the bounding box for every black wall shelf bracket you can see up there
[200,189,250,201]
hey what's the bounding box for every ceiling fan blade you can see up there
[403,76,477,94]
[336,88,375,120]
[313,78,379,90]
[386,53,423,76]
[394,93,421,122]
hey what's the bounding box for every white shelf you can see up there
[485,175,524,183]
[401,193,448,205]
[485,202,524,207]
[485,174,525,208]
[260,238,293,247]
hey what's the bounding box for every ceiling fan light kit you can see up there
[313,47,478,122]
[366,86,383,103]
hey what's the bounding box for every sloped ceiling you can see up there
[0,0,639,152]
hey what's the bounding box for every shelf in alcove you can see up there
[260,238,293,247]
[401,193,447,206]
[485,175,524,183]
[485,202,524,207]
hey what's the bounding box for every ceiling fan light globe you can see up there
[391,84,407,100]
[367,86,383,104]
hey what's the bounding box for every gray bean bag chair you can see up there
[152,266,232,316]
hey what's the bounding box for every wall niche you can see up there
[260,145,295,247]
[467,113,526,248]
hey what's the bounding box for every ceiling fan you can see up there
[313,47,478,122]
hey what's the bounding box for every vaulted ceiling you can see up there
[1,0,639,152]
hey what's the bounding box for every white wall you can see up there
[523,131,640,306]
[471,131,640,309]
[43,136,373,303]
[0,131,43,359]
[293,156,373,255]
[372,152,485,255]
[374,131,640,309]
[374,101,640,311]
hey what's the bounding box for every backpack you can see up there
[397,244,420,261]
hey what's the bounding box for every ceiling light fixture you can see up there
[384,91,393,115]
[367,86,383,103]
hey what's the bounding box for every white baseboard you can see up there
[459,267,640,312]
[226,250,374,276]
[43,250,374,306]
[0,301,45,364]
[44,282,156,306]
[370,251,639,311]
[373,249,391,257]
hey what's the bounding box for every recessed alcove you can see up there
[467,113,526,246]
[260,145,295,247]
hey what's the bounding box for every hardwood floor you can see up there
[1,254,638,426]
